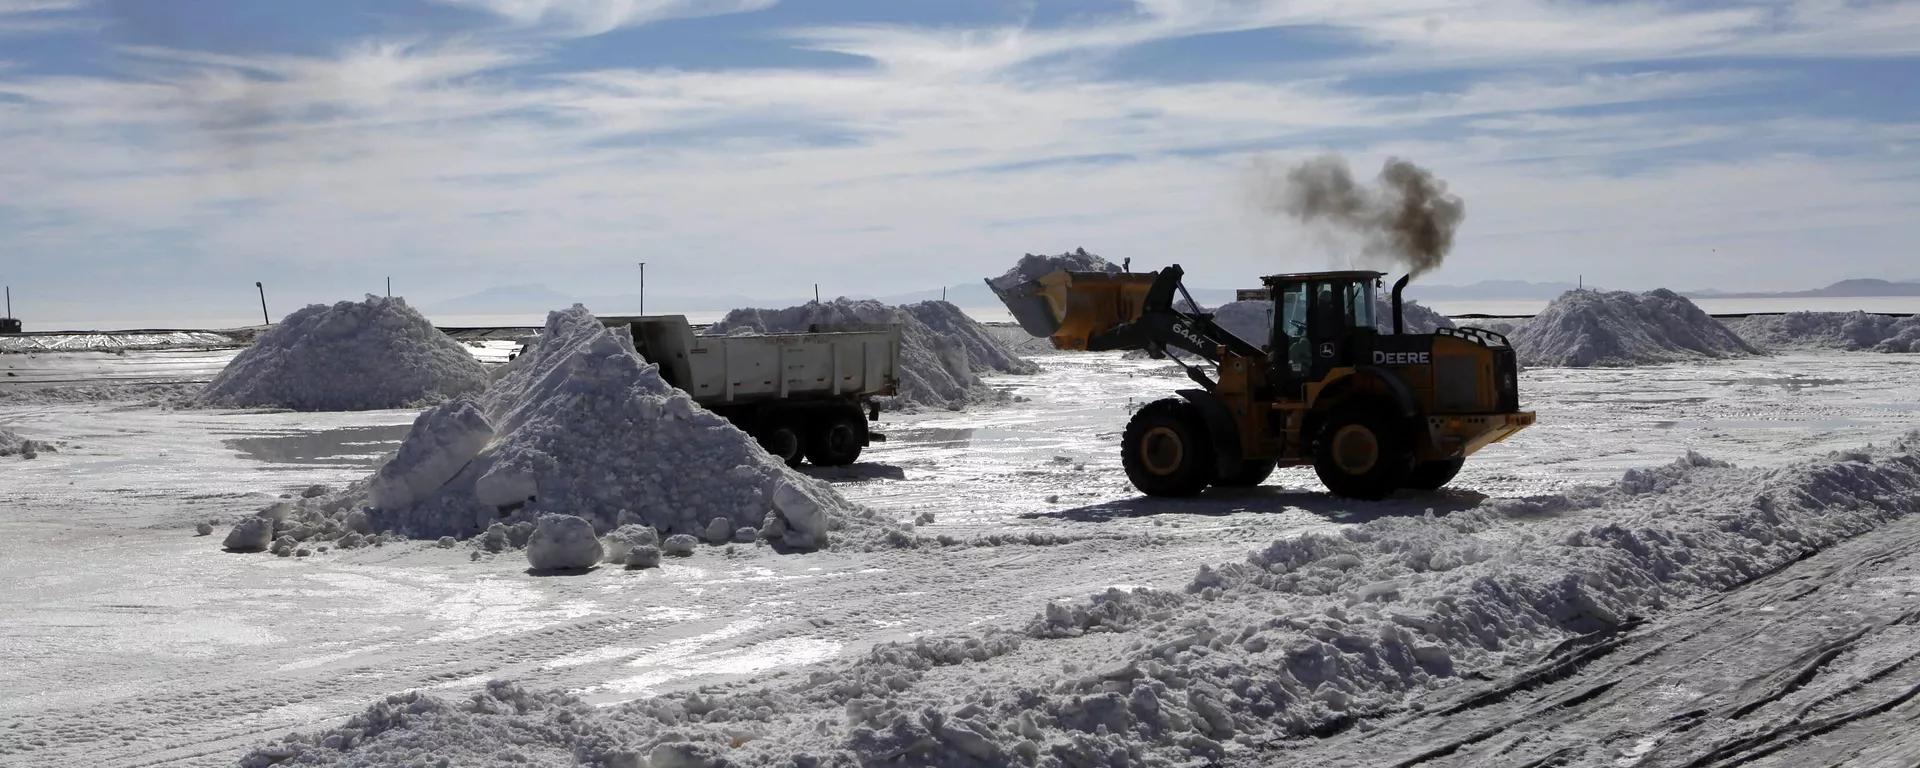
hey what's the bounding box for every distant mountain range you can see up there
[1682,279,1920,299]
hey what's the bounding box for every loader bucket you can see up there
[987,277,1065,339]
[988,269,1161,351]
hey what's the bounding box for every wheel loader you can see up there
[989,265,1534,499]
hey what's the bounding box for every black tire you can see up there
[804,407,866,467]
[1121,399,1216,497]
[756,419,805,468]
[1214,458,1278,488]
[1404,458,1465,490]
[1312,401,1415,500]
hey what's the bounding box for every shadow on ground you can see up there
[1022,486,1489,525]
[800,462,908,482]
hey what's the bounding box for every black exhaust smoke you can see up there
[1249,154,1466,281]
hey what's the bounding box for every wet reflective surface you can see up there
[223,424,413,468]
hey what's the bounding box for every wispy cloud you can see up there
[0,0,1916,323]
[428,0,780,37]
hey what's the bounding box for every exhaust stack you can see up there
[1390,274,1410,335]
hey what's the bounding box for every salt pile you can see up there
[366,305,875,551]
[246,435,1920,767]
[215,306,889,556]
[1509,289,1760,367]
[1724,311,1920,353]
[705,299,1037,411]
[0,426,51,459]
[986,247,1124,294]
[196,295,489,411]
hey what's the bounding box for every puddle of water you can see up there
[224,424,411,467]
[1710,377,1850,391]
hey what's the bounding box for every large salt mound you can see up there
[1510,288,1760,367]
[361,304,872,550]
[704,299,1037,411]
[987,247,1123,294]
[1723,311,1920,353]
[196,295,489,411]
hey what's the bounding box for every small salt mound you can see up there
[196,295,489,411]
[222,517,273,552]
[1724,311,1920,353]
[986,247,1123,293]
[600,524,660,564]
[526,514,602,570]
[366,305,871,552]
[0,427,51,458]
[1510,289,1760,367]
[704,299,1036,411]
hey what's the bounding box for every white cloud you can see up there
[429,0,780,36]
[0,0,1916,323]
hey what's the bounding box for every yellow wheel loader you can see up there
[990,265,1534,500]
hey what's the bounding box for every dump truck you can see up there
[991,265,1533,499]
[584,315,901,467]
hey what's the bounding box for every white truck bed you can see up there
[611,316,901,406]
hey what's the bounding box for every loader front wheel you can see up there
[1403,458,1465,491]
[1312,403,1414,500]
[1122,399,1216,497]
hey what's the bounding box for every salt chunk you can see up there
[704,517,735,545]
[526,514,603,570]
[662,534,699,556]
[474,464,539,509]
[223,517,274,552]
[367,396,494,510]
[194,522,214,536]
[625,545,662,569]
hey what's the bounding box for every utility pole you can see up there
[814,284,820,304]
[255,282,271,326]
[638,262,646,316]
[386,277,392,299]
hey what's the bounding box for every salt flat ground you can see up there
[1,352,1917,766]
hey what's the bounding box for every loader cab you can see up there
[1261,271,1383,395]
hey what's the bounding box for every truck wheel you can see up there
[1121,399,1216,497]
[1404,458,1465,490]
[1312,402,1414,500]
[804,408,866,467]
[1214,459,1277,488]
[757,421,805,467]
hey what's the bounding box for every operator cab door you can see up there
[1274,279,1376,394]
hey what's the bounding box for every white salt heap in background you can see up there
[1510,289,1760,367]
[704,299,1036,411]
[196,295,489,411]
[1724,311,1920,353]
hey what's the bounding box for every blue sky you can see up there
[1,0,1917,325]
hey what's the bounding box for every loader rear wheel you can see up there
[1214,459,1278,488]
[1312,402,1414,500]
[805,408,866,467]
[1403,458,1465,491]
[1122,399,1216,497]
